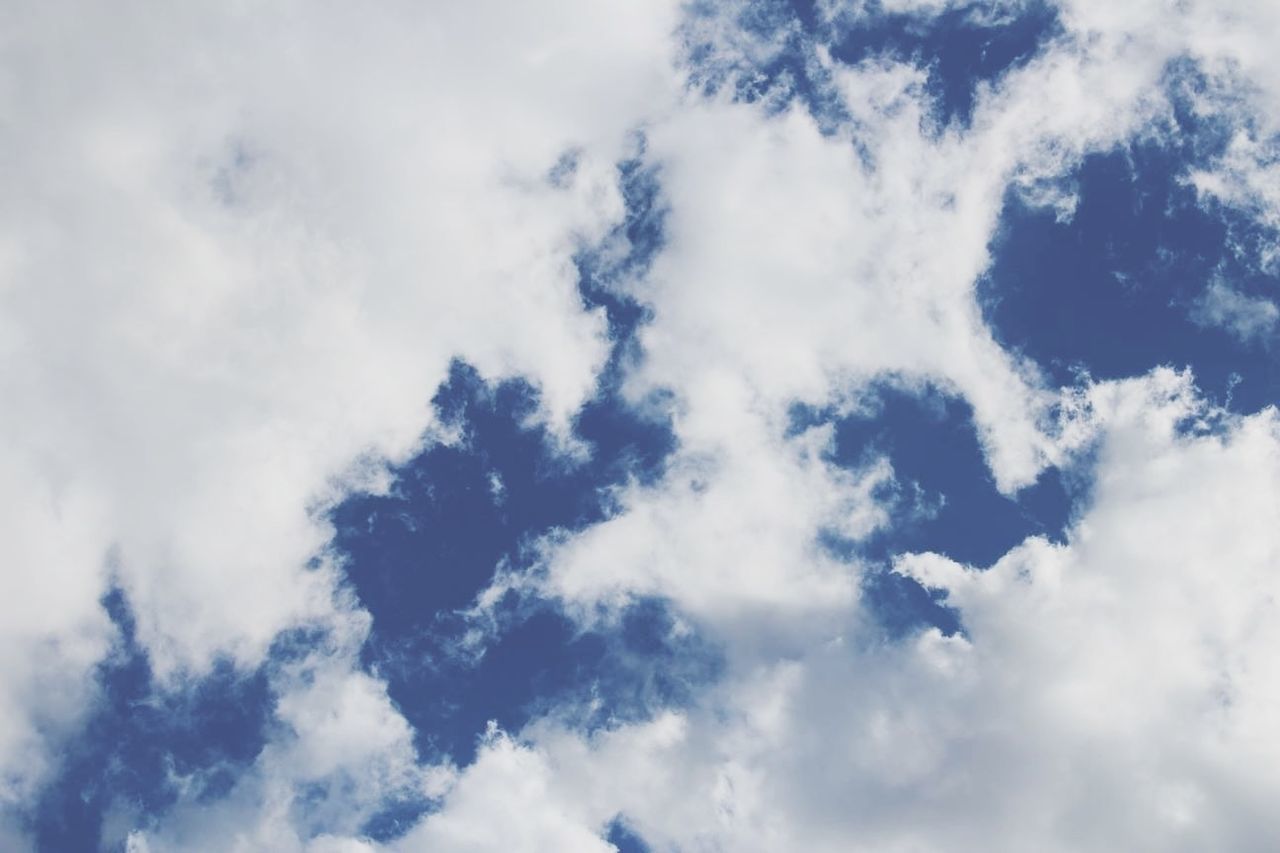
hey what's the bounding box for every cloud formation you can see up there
[1,0,678,841]
[5,0,1280,850]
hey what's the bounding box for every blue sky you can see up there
[5,1,1280,851]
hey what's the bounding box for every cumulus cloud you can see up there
[397,726,617,853]
[0,0,680,840]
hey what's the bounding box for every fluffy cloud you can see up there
[397,727,616,853]
[0,0,680,839]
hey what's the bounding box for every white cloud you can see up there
[1,0,682,674]
[538,411,891,643]
[1189,129,1280,271]
[395,727,616,853]
[0,0,682,838]
[1190,278,1280,342]
[0,455,114,815]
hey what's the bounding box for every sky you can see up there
[3,0,1280,850]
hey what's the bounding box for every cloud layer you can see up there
[5,0,1280,850]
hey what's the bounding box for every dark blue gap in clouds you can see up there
[683,1,1059,132]
[823,0,1061,127]
[355,601,719,843]
[331,152,724,842]
[330,362,713,755]
[30,587,272,853]
[982,103,1280,414]
[794,383,1073,638]
[682,0,851,129]
[605,817,652,852]
[333,150,670,643]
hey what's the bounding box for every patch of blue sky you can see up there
[331,362,719,775]
[604,817,652,853]
[30,588,273,852]
[682,0,851,130]
[982,62,1280,415]
[328,151,723,823]
[682,0,1061,132]
[794,381,1073,638]
[359,794,437,850]
[821,0,1061,127]
[576,151,668,385]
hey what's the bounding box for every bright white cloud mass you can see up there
[3,1,1280,850]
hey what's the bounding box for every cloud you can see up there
[1190,278,1280,342]
[0,0,681,839]
[396,726,616,853]
[510,0,1210,632]
[9,0,1280,849]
